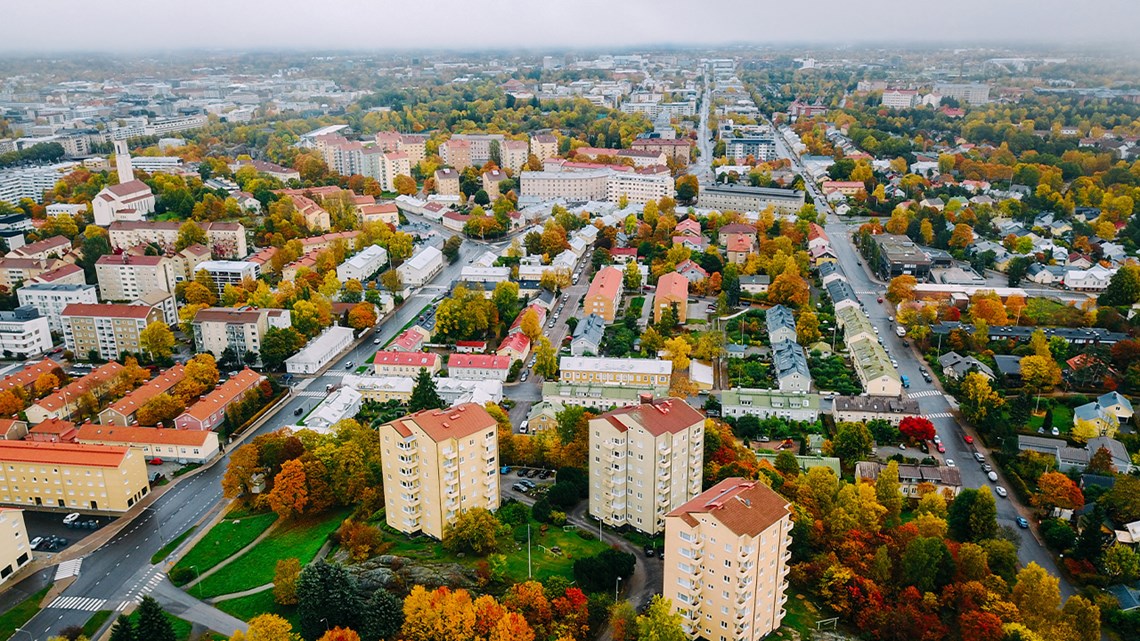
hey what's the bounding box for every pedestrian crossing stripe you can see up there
[54,558,82,580]
[927,412,954,419]
[907,390,943,398]
[48,596,105,611]
[295,391,326,398]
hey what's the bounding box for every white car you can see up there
[994,486,1008,498]
[945,459,956,467]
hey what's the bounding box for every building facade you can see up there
[0,509,30,585]
[559,356,672,388]
[697,185,805,214]
[0,440,150,512]
[16,283,99,334]
[584,266,623,322]
[61,303,163,362]
[0,306,51,359]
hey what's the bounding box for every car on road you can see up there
[933,435,941,443]
[345,361,354,369]
[987,471,999,482]
[963,435,974,444]
[946,459,956,467]
[373,338,381,344]
[1016,517,1030,529]
[520,373,528,383]
[982,463,992,473]
[973,452,985,462]
[994,486,1008,498]
[922,372,933,383]
[644,547,655,558]
[528,356,536,367]
[891,359,899,368]
[293,407,304,416]
[500,466,511,475]
[877,296,883,303]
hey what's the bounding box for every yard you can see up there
[809,354,863,395]
[727,357,775,389]
[192,509,347,598]
[214,590,299,629]
[171,511,278,584]
[1026,404,1073,435]
[725,310,768,345]
[771,592,834,641]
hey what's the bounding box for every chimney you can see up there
[638,393,653,405]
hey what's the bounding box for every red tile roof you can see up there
[447,354,511,370]
[373,351,440,368]
[385,402,497,443]
[0,440,129,468]
[497,333,531,355]
[586,266,622,303]
[29,417,76,437]
[0,360,62,395]
[61,303,154,320]
[34,363,124,415]
[655,272,688,301]
[179,369,264,423]
[598,397,703,437]
[104,364,186,422]
[34,263,83,283]
[667,478,791,537]
[727,235,754,253]
[78,424,213,447]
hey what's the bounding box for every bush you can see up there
[577,530,596,542]
[547,482,581,509]
[573,548,636,593]
[337,519,383,562]
[556,467,590,498]
[443,508,506,556]
[497,501,530,527]
[532,498,553,523]
[1040,518,1076,552]
[169,567,196,585]
[550,511,567,526]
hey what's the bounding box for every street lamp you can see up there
[13,628,32,641]
[321,618,330,632]
[191,565,201,598]
[615,576,623,602]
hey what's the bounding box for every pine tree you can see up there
[408,367,444,412]
[108,615,135,641]
[135,597,175,641]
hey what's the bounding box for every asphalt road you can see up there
[16,233,503,640]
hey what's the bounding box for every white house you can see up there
[286,326,355,375]
[336,245,388,282]
[397,246,444,287]
[446,354,511,381]
[1065,265,1116,292]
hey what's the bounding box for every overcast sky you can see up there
[3,0,1137,53]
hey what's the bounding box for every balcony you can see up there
[779,593,788,606]
[738,547,753,560]
[779,609,787,620]
[658,458,670,469]
[782,551,792,563]
[398,455,418,465]
[442,448,457,460]
[398,468,416,478]
[737,562,753,577]
[658,444,671,456]
[657,494,670,507]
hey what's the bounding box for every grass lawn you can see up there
[172,512,278,584]
[127,609,194,641]
[772,592,825,641]
[194,509,347,598]
[214,590,299,629]
[0,586,50,641]
[151,526,197,564]
[1027,404,1073,435]
[81,610,113,638]
[379,515,609,584]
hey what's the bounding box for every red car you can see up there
[963,435,974,444]
[149,458,164,465]
[937,443,946,453]
[877,297,884,303]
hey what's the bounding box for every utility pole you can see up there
[528,523,532,578]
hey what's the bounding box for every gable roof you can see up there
[667,477,790,538]
[596,397,703,437]
[385,402,497,443]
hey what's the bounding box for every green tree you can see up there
[360,589,405,641]
[635,595,686,641]
[135,596,175,641]
[108,615,135,641]
[174,220,208,251]
[139,321,175,361]
[409,368,444,412]
[832,422,874,464]
[442,507,506,555]
[261,327,305,371]
[534,336,558,379]
[442,235,463,264]
[1099,264,1140,306]
[623,261,641,290]
[381,269,402,294]
[947,487,998,542]
[296,562,363,641]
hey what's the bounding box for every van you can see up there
[901,375,910,389]
[896,326,907,337]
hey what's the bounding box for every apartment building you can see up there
[630,138,692,165]
[446,354,511,382]
[61,303,164,362]
[7,235,71,260]
[654,273,688,323]
[78,424,219,464]
[434,169,461,196]
[378,403,500,540]
[881,89,918,109]
[195,261,260,296]
[720,389,820,422]
[17,283,99,334]
[588,396,704,535]
[696,185,805,215]
[98,364,186,427]
[397,246,444,287]
[95,254,177,301]
[107,221,248,259]
[501,139,529,172]
[175,368,266,431]
[0,509,30,585]
[313,134,411,192]
[0,306,51,359]
[559,356,672,389]
[374,132,427,165]
[530,134,559,163]
[519,166,673,205]
[664,478,793,641]
[336,245,388,282]
[26,363,123,424]
[0,440,150,512]
[440,139,472,170]
[584,266,623,322]
[191,307,281,362]
[0,258,63,290]
[443,134,504,168]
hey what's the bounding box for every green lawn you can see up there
[194,509,347,598]
[214,590,299,629]
[172,512,278,583]
[0,586,50,641]
[1027,404,1073,435]
[772,592,826,641]
[127,609,194,641]
[151,526,197,564]
[81,610,113,638]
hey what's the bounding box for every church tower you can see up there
[114,140,135,184]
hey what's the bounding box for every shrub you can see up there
[337,519,383,562]
[169,566,196,585]
[577,530,597,542]
[497,501,530,527]
[532,497,553,523]
[550,511,567,526]
[573,548,636,593]
[547,482,580,509]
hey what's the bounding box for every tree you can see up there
[1103,543,1140,583]
[136,393,184,428]
[274,558,302,606]
[184,353,220,389]
[1020,355,1062,393]
[622,261,641,290]
[534,337,557,379]
[662,336,691,372]
[360,589,404,641]
[1087,446,1116,475]
[297,562,364,641]
[796,309,821,345]
[572,548,636,594]
[1101,475,1140,523]
[240,614,300,641]
[401,586,477,641]
[409,368,444,412]
[380,269,403,294]
[832,422,874,463]
[520,308,541,342]
[635,596,686,641]
[886,275,917,304]
[267,458,309,520]
[949,223,975,248]
[875,460,903,526]
[768,264,810,308]
[947,487,998,542]
[316,629,358,641]
[960,372,1003,426]
[1099,264,1140,306]
[442,507,505,555]
[394,174,417,196]
[139,321,175,361]
[33,372,58,399]
[222,442,261,499]
[899,416,935,442]
[502,581,553,639]
[347,302,378,330]
[1033,471,1084,511]
[442,235,463,264]
[676,175,699,202]
[173,221,208,253]
[135,596,175,641]
[108,615,135,641]
[183,281,217,306]
[262,327,305,371]
[1013,563,1061,634]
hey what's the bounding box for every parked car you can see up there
[293,407,304,416]
[987,471,999,482]
[937,443,946,453]
[62,513,80,525]
[946,459,956,467]
[644,547,655,558]
[30,536,43,551]
[1016,517,1030,529]
[963,435,974,444]
[500,466,511,475]
[512,483,528,492]
[373,338,382,345]
[519,479,536,489]
[982,463,992,473]
[516,469,527,476]
[994,486,1008,498]
[526,469,540,478]
[973,452,985,462]
[149,458,164,465]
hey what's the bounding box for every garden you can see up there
[727,356,775,388]
[808,353,862,395]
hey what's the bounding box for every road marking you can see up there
[907,389,944,399]
[294,391,326,398]
[54,558,83,580]
[47,596,106,611]
[927,412,954,419]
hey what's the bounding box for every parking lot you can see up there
[22,510,111,554]
[502,466,556,493]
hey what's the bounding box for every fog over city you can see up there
[3,0,1139,52]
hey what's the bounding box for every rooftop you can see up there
[668,478,791,538]
[385,402,497,443]
[0,440,128,468]
[597,397,703,437]
[78,424,213,447]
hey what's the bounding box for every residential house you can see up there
[174,369,265,431]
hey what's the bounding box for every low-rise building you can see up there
[856,461,963,498]
[285,326,355,375]
[397,246,444,287]
[175,369,265,431]
[938,351,995,381]
[16,283,98,334]
[559,356,672,388]
[589,396,704,535]
[61,303,163,362]
[78,424,219,464]
[541,381,664,410]
[849,337,901,396]
[583,266,623,323]
[696,184,805,214]
[740,275,770,295]
[341,375,415,404]
[720,389,820,421]
[372,351,442,378]
[871,234,931,280]
[7,236,70,261]
[0,440,150,511]
[832,395,920,425]
[107,221,247,259]
[654,273,688,324]
[26,418,77,443]
[26,363,123,424]
[766,305,797,345]
[337,245,389,282]
[99,364,186,427]
[378,403,500,539]
[663,478,793,641]
[305,386,363,433]
[446,354,512,382]
[771,340,811,392]
[496,333,531,364]
[571,313,606,357]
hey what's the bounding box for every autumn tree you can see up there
[662,336,691,372]
[267,458,309,520]
[347,302,378,330]
[175,220,208,251]
[609,602,638,641]
[875,460,903,526]
[139,321,175,361]
[380,268,402,293]
[1013,563,1062,634]
[959,371,1003,427]
[768,263,810,308]
[899,416,935,442]
[622,261,641,290]
[222,442,260,500]
[273,558,301,606]
[534,336,557,379]
[394,174,417,196]
[520,308,541,342]
[503,581,554,639]
[136,393,184,428]
[1020,355,1062,393]
[886,275,917,305]
[947,487,998,542]
[401,586,477,641]
[949,223,975,248]
[832,422,874,463]
[796,309,821,345]
[443,507,506,556]
[635,595,686,641]
[1033,471,1085,511]
[33,372,59,399]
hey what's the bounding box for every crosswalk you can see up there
[927,412,954,420]
[295,391,327,398]
[54,558,82,580]
[48,596,105,611]
[907,389,944,399]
